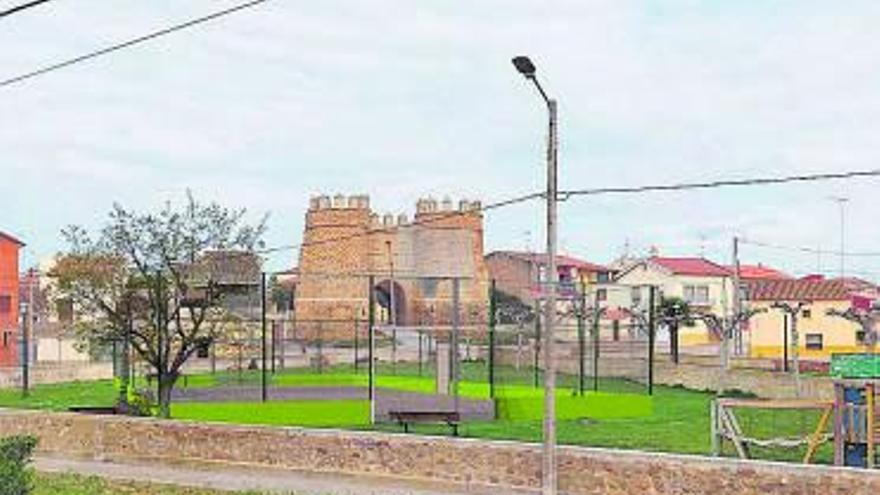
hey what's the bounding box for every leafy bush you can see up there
[121,387,155,417]
[0,435,38,495]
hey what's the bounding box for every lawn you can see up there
[34,472,274,495]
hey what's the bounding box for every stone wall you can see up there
[1,409,878,494]
[0,362,113,389]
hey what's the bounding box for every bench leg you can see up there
[451,423,459,437]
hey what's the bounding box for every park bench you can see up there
[388,410,461,436]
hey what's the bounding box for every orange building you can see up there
[0,231,24,366]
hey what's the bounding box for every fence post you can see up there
[354,318,359,372]
[368,275,376,425]
[261,271,267,403]
[489,279,497,400]
[452,278,461,414]
[534,300,541,388]
[577,280,586,396]
[647,286,656,396]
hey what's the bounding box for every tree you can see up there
[52,193,266,418]
[826,306,879,348]
[656,296,693,364]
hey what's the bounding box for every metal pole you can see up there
[782,313,789,372]
[368,275,376,424]
[489,279,497,399]
[270,320,276,374]
[387,241,397,374]
[577,279,586,396]
[452,278,461,415]
[534,300,541,388]
[592,292,600,393]
[261,272,267,402]
[647,286,656,396]
[542,97,559,495]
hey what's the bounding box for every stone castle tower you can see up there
[294,194,489,337]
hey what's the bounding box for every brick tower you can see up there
[294,195,488,339]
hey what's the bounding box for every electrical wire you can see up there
[740,238,880,258]
[559,169,880,198]
[0,0,271,88]
[0,0,54,19]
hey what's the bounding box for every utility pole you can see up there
[647,286,656,396]
[368,275,376,424]
[512,55,559,495]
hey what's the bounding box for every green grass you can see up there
[0,380,118,411]
[34,472,272,495]
[172,400,370,428]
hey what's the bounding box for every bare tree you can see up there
[826,305,879,348]
[53,193,266,418]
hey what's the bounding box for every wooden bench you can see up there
[388,411,461,436]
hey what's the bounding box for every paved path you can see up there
[36,455,535,495]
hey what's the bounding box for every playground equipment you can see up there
[711,398,833,463]
[833,380,877,468]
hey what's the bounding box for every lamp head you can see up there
[512,56,536,77]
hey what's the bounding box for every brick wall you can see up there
[0,409,878,494]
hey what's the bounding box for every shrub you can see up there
[0,435,38,495]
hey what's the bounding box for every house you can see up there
[485,251,614,307]
[744,277,875,360]
[614,256,734,346]
[0,231,24,366]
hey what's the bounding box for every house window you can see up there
[856,330,867,344]
[0,295,11,314]
[596,272,610,283]
[683,285,710,304]
[631,287,642,307]
[805,333,823,351]
[802,309,812,319]
[2,331,8,348]
[596,289,607,302]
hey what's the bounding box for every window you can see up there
[805,333,823,351]
[612,320,620,341]
[596,289,607,302]
[802,309,812,319]
[856,330,867,344]
[683,285,710,304]
[2,331,7,348]
[596,272,611,284]
[631,287,642,307]
[0,295,11,314]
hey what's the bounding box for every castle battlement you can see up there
[309,194,370,211]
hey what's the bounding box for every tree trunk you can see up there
[156,373,178,419]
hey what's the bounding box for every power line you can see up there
[0,0,54,19]
[0,0,271,89]
[559,169,880,198]
[739,238,880,258]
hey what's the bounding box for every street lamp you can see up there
[512,55,559,495]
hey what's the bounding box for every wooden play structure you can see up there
[833,380,877,468]
[711,382,878,468]
[711,398,834,464]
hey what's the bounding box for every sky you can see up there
[2,0,880,280]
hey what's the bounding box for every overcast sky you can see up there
[2,1,879,279]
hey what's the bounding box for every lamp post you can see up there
[512,55,559,495]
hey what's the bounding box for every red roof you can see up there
[489,251,611,273]
[730,264,791,280]
[745,279,851,302]
[0,231,25,246]
[649,257,730,277]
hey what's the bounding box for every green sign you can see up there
[830,353,880,378]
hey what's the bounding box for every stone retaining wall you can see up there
[0,362,113,389]
[1,409,878,494]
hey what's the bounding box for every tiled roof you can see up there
[489,251,611,272]
[730,264,791,280]
[0,231,25,246]
[649,257,730,277]
[745,279,851,302]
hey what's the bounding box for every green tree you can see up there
[53,193,266,418]
[656,296,693,364]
